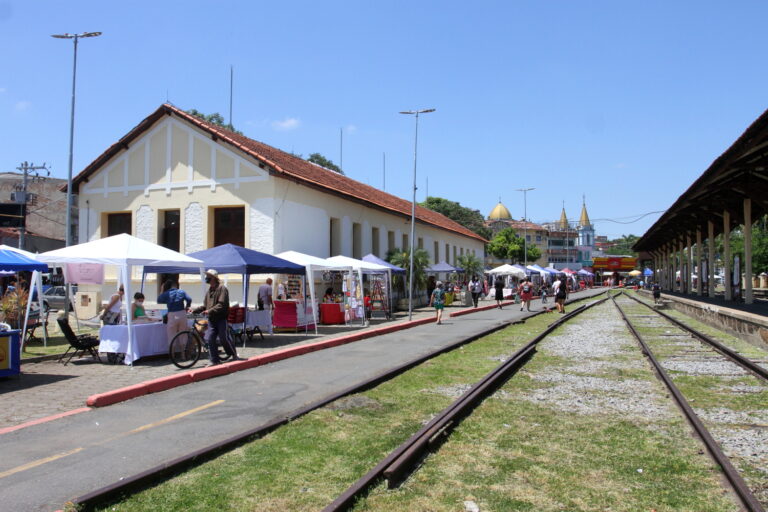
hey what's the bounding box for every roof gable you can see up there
[72,104,486,243]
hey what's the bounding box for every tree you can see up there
[488,228,521,262]
[186,109,243,135]
[456,253,485,281]
[387,247,430,292]
[307,153,344,175]
[419,196,492,240]
[604,234,639,256]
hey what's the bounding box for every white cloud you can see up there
[15,100,30,111]
[271,117,301,131]
[345,124,358,134]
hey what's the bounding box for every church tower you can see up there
[577,196,595,248]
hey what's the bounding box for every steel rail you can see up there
[612,294,765,512]
[624,292,768,382]
[70,292,605,511]
[323,295,610,512]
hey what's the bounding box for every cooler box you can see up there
[0,329,21,378]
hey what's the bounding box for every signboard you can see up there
[592,257,637,271]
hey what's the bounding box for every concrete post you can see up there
[708,220,715,298]
[696,229,702,296]
[744,198,753,304]
[724,210,732,301]
[678,239,684,293]
[667,244,673,291]
[686,234,693,294]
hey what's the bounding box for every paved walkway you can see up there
[2,307,442,429]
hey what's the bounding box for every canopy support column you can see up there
[723,210,732,301]
[708,220,715,298]
[678,239,684,293]
[744,198,753,304]
[696,229,702,296]
[686,234,693,295]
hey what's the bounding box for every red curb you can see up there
[189,364,231,382]
[144,374,193,394]
[0,407,91,436]
[87,383,149,407]
[81,307,495,410]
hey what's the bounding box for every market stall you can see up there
[487,264,526,299]
[326,255,393,322]
[39,234,204,366]
[0,249,48,377]
[425,261,463,305]
[144,243,305,335]
[276,251,354,329]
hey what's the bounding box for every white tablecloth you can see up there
[246,309,273,334]
[99,322,168,365]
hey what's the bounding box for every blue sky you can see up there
[2,1,767,240]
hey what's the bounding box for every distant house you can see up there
[70,104,486,301]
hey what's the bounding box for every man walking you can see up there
[258,278,274,311]
[469,275,482,308]
[194,269,238,365]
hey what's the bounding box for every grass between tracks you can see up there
[88,298,738,512]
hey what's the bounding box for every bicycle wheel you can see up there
[169,330,201,369]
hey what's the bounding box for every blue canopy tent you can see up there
[0,249,51,347]
[362,253,406,274]
[513,264,532,276]
[425,261,463,273]
[643,267,654,277]
[142,244,305,315]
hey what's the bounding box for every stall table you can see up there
[273,300,316,331]
[0,330,21,377]
[99,322,167,365]
[320,303,345,325]
[246,309,273,335]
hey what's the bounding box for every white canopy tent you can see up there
[325,255,393,319]
[38,234,204,365]
[487,264,526,278]
[275,250,355,330]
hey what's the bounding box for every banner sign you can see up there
[592,257,637,271]
[64,263,105,284]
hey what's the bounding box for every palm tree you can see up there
[456,253,484,282]
[387,247,431,293]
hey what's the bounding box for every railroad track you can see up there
[70,292,608,511]
[612,292,767,512]
[323,295,610,512]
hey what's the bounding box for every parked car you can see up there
[42,286,74,312]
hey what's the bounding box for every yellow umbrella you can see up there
[628,269,642,276]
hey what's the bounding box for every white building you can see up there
[70,104,486,302]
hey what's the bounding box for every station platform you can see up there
[637,289,768,349]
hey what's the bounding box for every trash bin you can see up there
[760,273,768,289]
[0,329,21,378]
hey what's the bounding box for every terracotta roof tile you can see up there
[72,104,486,244]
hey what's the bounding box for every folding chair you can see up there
[57,317,101,365]
[24,309,48,346]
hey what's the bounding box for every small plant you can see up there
[0,287,28,329]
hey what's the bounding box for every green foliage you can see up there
[605,234,639,256]
[487,227,538,263]
[307,153,344,174]
[387,247,430,292]
[419,196,492,241]
[185,109,243,135]
[456,253,484,280]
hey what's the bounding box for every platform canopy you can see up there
[634,108,768,252]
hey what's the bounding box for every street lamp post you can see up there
[399,108,435,321]
[51,31,102,246]
[516,187,534,266]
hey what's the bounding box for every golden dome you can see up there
[489,202,512,220]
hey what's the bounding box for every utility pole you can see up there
[14,162,50,250]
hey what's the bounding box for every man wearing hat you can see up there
[194,269,238,365]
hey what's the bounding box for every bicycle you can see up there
[169,315,235,369]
